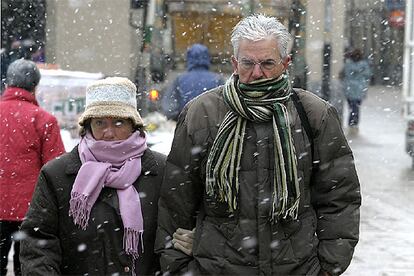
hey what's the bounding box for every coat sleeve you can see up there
[39,115,65,164]
[311,106,361,275]
[155,111,203,274]
[20,170,62,276]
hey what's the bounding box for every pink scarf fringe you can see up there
[124,228,144,259]
[68,192,91,230]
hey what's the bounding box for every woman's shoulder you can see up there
[142,148,167,175]
[148,149,167,165]
[42,147,80,175]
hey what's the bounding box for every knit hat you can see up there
[78,77,143,127]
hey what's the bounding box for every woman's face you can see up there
[90,117,134,141]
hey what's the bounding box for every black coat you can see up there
[20,146,166,276]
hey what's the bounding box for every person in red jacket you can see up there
[0,59,65,275]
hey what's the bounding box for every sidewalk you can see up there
[342,85,414,275]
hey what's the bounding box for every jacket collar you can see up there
[65,145,160,176]
[1,87,38,106]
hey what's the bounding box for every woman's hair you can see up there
[350,49,363,62]
[231,14,292,59]
[79,118,146,138]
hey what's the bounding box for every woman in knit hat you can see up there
[19,77,192,275]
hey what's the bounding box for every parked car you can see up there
[36,68,104,138]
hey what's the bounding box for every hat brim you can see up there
[78,103,143,127]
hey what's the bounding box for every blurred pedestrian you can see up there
[1,38,39,93]
[156,14,361,275]
[1,39,22,92]
[0,59,65,276]
[19,39,38,60]
[30,47,45,64]
[19,77,192,275]
[343,48,372,130]
[161,43,224,121]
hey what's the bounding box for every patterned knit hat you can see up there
[78,77,143,127]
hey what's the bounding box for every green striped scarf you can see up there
[205,74,300,221]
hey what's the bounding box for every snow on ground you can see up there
[343,85,414,275]
[60,129,80,152]
[144,112,176,155]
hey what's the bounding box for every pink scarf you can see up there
[69,131,147,259]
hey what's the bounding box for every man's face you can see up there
[231,38,289,84]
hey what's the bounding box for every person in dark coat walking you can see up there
[0,59,65,276]
[19,77,190,275]
[156,14,361,276]
[161,43,224,121]
[343,48,372,130]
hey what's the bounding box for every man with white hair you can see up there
[156,14,361,276]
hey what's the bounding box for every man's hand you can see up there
[172,228,195,256]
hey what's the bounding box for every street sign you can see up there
[388,10,405,28]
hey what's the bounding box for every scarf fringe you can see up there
[69,192,91,230]
[285,197,300,219]
[123,227,144,260]
[271,189,300,221]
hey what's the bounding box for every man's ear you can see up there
[282,55,291,69]
[231,56,238,75]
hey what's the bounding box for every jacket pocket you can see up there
[193,217,228,274]
[288,214,318,261]
[271,223,296,264]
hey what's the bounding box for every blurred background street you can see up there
[343,85,414,275]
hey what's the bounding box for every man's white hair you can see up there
[231,14,292,59]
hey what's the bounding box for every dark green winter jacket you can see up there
[155,87,361,275]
